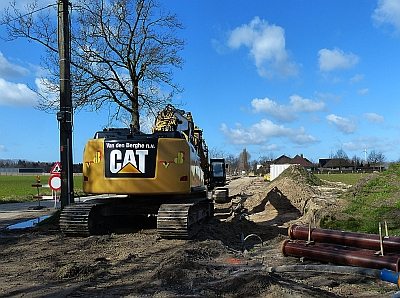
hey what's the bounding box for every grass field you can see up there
[0,175,83,203]
[320,164,400,235]
[315,173,365,185]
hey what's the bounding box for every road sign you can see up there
[50,162,62,174]
[49,175,61,191]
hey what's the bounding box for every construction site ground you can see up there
[0,171,397,297]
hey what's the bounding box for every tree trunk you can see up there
[131,85,140,132]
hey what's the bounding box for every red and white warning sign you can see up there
[50,162,62,174]
[49,175,61,191]
[49,162,62,191]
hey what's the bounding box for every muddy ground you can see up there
[0,170,397,297]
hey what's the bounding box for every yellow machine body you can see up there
[83,136,205,195]
[60,105,221,238]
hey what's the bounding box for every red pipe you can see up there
[289,224,400,253]
[282,240,400,272]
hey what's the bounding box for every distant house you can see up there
[273,155,292,165]
[268,153,314,179]
[320,158,354,172]
[318,158,331,168]
[271,154,314,170]
[291,154,314,168]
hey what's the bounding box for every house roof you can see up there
[273,155,292,164]
[292,155,313,167]
[323,158,353,168]
[272,154,314,168]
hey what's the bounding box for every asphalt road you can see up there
[0,200,60,230]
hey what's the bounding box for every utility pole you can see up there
[57,0,74,208]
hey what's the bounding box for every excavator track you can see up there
[60,197,213,239]
[157,199,213,239]
[59,201,106,236]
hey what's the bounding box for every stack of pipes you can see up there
[282,224,400,284]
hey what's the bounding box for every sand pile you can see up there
[243,165,346,227]
[244,165,320,212]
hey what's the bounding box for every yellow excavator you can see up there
[60,104,226,239]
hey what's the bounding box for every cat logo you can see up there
[110,149,148,174]
[104,140,157,178]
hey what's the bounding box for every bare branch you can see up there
[1,0,184,130]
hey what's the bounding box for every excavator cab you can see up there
[209,158,227,189]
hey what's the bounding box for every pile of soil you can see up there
[243,165,351,227]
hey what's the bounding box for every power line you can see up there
[0,3,57,25]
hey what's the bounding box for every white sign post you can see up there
[49,162,62,208]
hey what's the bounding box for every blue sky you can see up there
[0,0,400,163]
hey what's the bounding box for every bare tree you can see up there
[259,153,275,163]
[225,154,239,176]
[1,0,184,131]
[367,150,385,171]
[208,147,227,159]
[350,155,362,171]
[330,148,349,160]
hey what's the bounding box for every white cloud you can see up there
[290,127,318,144]
[0,78,38,106]
[260,143,280,151]
[326,114,357,134]
[251,94,324,122]
[318,48,359,72]
[35,77,58,103]
[221,119,317,146]
[227,16,298,78]
[350,74,364,84]
[251,97,294,122]
[373,0,400,32]
[221,123,260,145]
[0,52,29,79]
[364,112,384,123]
[289,94,325,112]
[357,88,369,95]
[0,145,6,152]
[315,92,342,103]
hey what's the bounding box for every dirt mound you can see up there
[243,165,349,227]
[278,164,322,187]
[244,165,319,214]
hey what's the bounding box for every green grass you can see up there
[320,164,400,235]
[0,175,83,204]
[315,173,365,186]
